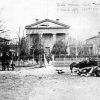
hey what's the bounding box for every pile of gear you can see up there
[70,58,100,77]
[74,66,100,77]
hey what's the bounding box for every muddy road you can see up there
[0,67,100,100]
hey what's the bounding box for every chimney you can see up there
[35,19,39,22]
[56,19,59,22]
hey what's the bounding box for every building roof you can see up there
[0,37,9,42]
[86,32,100,41]
[25,19,70,29]
[86,36,97,41]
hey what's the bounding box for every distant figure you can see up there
[42,55,44,63]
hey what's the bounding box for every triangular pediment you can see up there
[25,19,70,29]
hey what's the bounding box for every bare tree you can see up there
[16,27,27,60]
[0,11,10,55]
[31,34,44,66]
[51,40,67,56]
[0,15,10,37]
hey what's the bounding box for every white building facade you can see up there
[86,32,100,56]
[25,19,70,55]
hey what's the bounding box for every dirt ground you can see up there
[0,65,100,100]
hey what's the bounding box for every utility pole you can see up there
[17,26,21,65]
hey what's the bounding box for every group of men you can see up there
[1,52,15,71]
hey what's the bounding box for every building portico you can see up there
[25,19,70,55]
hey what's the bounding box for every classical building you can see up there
[25,19,70,55]
[86,32,100,56]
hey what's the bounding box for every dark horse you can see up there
[70,59,97,73]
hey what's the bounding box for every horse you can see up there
[70,60,97,73]
[70,62,78,73]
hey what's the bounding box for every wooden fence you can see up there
[53,57,87,67]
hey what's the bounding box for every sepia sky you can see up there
[0,0,100,41]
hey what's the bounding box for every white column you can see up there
[67,46,70,55]
[39,33,42,67]
[39,33,42,42]
[53,34,56,44]
[64,33,66,42]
